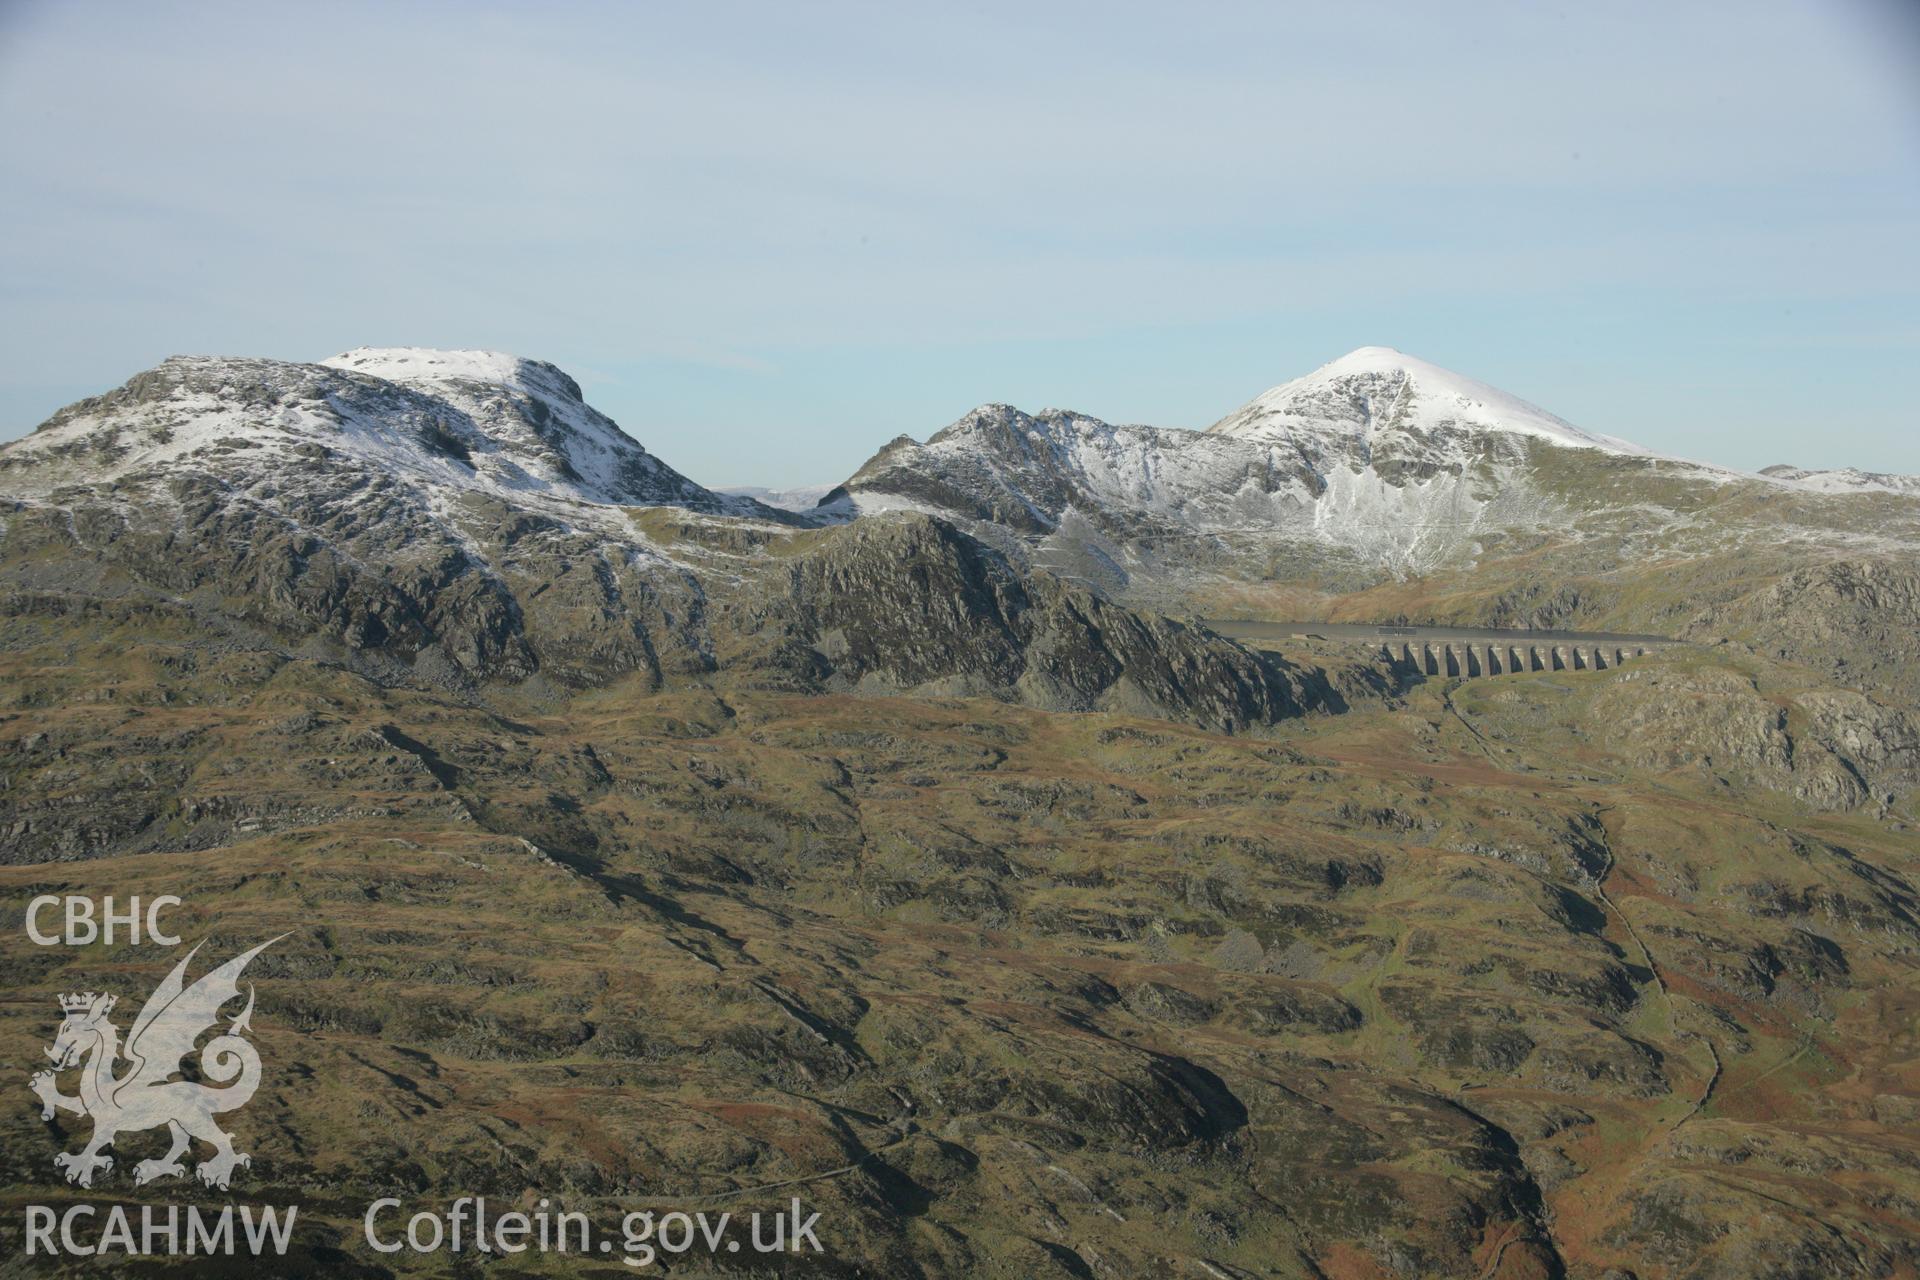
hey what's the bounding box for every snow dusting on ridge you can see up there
[1759,464,1920,495]
[0,349,784,576]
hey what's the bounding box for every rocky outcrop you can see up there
[1712,558,1920,705]
[1591,664,1916,812]
[718,514,1373,731]
[0,468,720,691]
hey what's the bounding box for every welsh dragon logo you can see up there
[28,936,283,1190]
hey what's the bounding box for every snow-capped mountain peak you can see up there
[317,345,715,510]
[1,349,778,525]
[1209,346,1651,456]
[830,348,1903,596]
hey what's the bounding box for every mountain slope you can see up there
[712,513,1374,731]
[0,349,804,688]
[5,347,778,521]
[830,349,1920,615]
[1,346,1916,1280]
[3,572,1914,1279]
[0,349,1373,726]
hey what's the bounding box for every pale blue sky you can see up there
[2,0,1916,486]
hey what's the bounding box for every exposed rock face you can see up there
[828,399,1583,589]
[717,514,1372,730]
[1797,690,1920,807]
[830,406,1301,537]
[1590,664,1918,812]
[1711,558,1920,706]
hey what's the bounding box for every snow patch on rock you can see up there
[1760,464,1920,495]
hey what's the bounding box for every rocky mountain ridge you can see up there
[828,348,1920,616]
[0,349,1373,727]
[6,343,1917,719]
[5,347,780,523]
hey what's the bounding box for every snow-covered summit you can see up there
[0,349,776,525]
[828,350,1835,589]
[322,347,586,406]
[1209,346,1650,456]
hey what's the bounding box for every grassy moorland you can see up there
[0,619,1912,1278]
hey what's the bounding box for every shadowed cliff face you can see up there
[712,515,1378,732]
[0,486,1380,735]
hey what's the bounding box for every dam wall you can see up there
[1202,621,1682,682]
[1391,640,1661,679]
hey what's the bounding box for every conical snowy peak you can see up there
[1208,346,1649,456]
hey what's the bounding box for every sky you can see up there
[1,0,1916,488]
